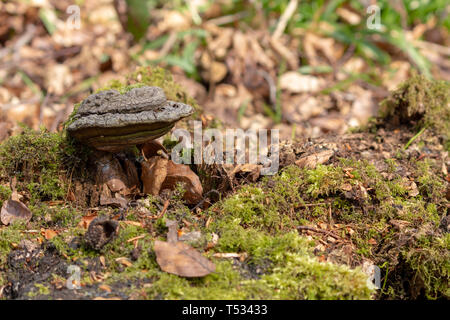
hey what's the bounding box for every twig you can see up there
[157,199,170,219]
[272,0,298,39]
[256,69,277,109]
[158,31,177,58]
[297,225,340,239]
[414,40,450,56]
[126,234,146,243]
[0,24,36,60]
[296,202,330,208]
[205,11,249,26]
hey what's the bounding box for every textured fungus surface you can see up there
[67,86,194,152]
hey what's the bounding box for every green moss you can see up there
[202,157,447,299]
[380,71,450,149]
[0,185,11,207]
[0,220,30,288]
[139,227,373,300]
[402,234,450,299]
[0,128,67,202]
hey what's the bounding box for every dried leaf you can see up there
[42,229,58,240]
[115,257,133,267]
[99,194,128,208]
[163,161,203,204]
[142,156,203,204]
[1,198,32,225]
[295,150,334,169]
[141,156,168,195]
[140,140,168,159]
[98,284,112,292]
[154,240,216,277]
[78,214,98,229]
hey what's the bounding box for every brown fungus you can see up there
[67,86,194,152]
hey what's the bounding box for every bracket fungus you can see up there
[67,85,202,204]
[67,86,194,152]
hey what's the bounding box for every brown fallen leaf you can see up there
[99,194,128,208]
[78,214,98,229]
[139,140,168,159]
[98,284,112,293]
[141,156,168,195]
[115,257,133,267]
[154,240,216,277]
[295,150,334,169]
[163,160,203,204]
[142,156,203,204]
[42,228,58,240]
[1,197,32,225]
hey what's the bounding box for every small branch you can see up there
[272,0,298,39]
[205,11,249,26]
[157,199,170,219]
[297,225,340,239]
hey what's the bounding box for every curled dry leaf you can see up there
[95,153,139,197]
[141,156,168,195]
[115,257,133,267]
[78,214,98,229]
[163,160,203,204]
[1,196,32,225]
[139,140,168,159]
[141,156,203,204]
[99,194,128,208]
[154,240,216,278]
[42,229,58,240]
[295,150,334,169]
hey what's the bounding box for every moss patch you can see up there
[380,71,450,149]
[0,128,67,202]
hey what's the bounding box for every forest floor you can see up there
[0,1,449,300]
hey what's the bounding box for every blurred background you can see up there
[0,0,449,142]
